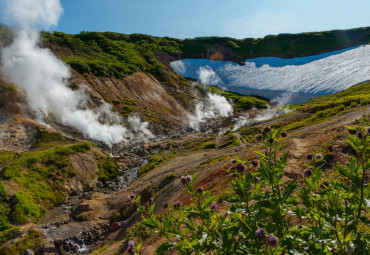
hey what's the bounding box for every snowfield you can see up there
[170,45,370,104]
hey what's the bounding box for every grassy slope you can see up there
[282,82,370,130]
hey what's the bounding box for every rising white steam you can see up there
[232,106,292,131]
[0,0,153,147]
[188,93,233,131]
[197,66,223,86]
[188,66,233,130]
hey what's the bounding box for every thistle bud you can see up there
[185,175,193,183]
[281,131,287,138]
[268,137,274,144]
[262,126,271,134]
[251,159,259,168]
[162,202,169,209]
[255,228,266,237]
[306,153,313,160]
[315,154,323,160]
[236,163,246,173]
[266,235,278,248]
[303,169,312,178]
[210,202,217,210]
[197,186,204,194]
[255,134,263,142]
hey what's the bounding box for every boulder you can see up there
[24,249,34,255]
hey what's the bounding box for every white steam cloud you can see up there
[188,93,233,131]
[197,66,223,86]
[232,106,292,131]
[0,0,153,147]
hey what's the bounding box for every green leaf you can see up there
[282,179,297,203]
[154,242,175,255]
[141,218,157,229]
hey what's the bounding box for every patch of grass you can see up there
[219,133,241,148]
[282,83,370,131]
[34,127,75,150]
[0,227,19,246]
[0,151,15,166]
[98,157,120,183]
[239,127,261,143]
[138,152,177,177]
[207,86,268,111]
[91,245,108,255]
[10,192,43,224]
[0,142,91,225]
[0,229,43,255]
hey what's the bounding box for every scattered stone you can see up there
[12,229,22,238]
[23,249,34,255]
[43,243,56,253]
[96,182,103,188]
[76,203,90,212]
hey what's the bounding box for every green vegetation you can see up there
[0,151,16,166]
[34,127,75,150]
[43,31,183,79]
[207,86,268,111]
[134,125,369,254]
[281,82,370,130]
[219,133,241,148]
[98,157,120,183]
[0,229,43,255]
[138,152,177,177]
[182,27,370,59]
[0,141,91,232]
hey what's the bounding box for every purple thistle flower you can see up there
[162,202,169,209]
[251,159,260,168]
[149,198,154,204]
[230,166,236,171]
[255,228,266,237]
[230,159,237,164]
[261,126,271,134]
[236,163,246,173]
[281,131,287,138]
[210,202,217,210]
[268,137,274,144]
[197,186,204,194]
[303,169,312,178]
[128,240,135,248]
[185,175,193,183]
[315,154,323,160]
[255,134,263,142]
[266,235,278,248]
[306,153,313,160]
[180,176,187,184]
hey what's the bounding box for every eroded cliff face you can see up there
[68,70,200,135]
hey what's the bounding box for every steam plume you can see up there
[0,0,153,147]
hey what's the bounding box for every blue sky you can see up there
[2,0,370,39]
